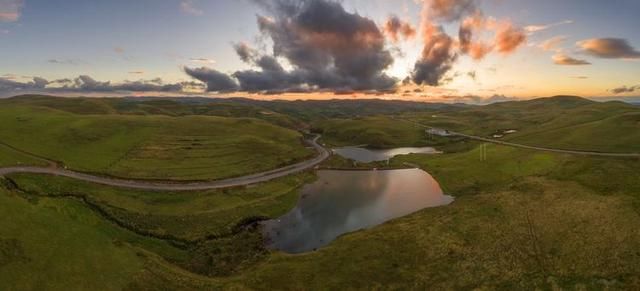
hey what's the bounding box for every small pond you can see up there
[262,169,453,253]
[333,147,440,163]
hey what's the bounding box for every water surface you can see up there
[262,169,453,253]
[333,147,440,163]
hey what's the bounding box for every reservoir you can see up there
[262,169,453,253]
[333,146,440,163]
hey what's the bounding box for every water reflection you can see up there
[262,169,453,253]
[333,147,440,163]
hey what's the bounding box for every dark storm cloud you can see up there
[0,76,48,91]
[411,23,457,86]
[578,38,640,59]
[32,77,49,88]
[0,74,189,95]
[243,0,397,91]
[610,85,639,94]
[73,75,186,92]
[74,75,112,91]
[233,42,256,63]
[184,67,239,92]
[232,55,301,92]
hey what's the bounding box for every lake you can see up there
[262,169,453,253]
[333,146,440,163]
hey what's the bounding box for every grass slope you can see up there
[210,145,640,289]
[314,116,428,148]
[0,103,312,180]
[406,96,640,153]
[0,144,49,167]
[0,186,184,291]
[8,172,313,242]
[4,95,301,129]
[7,143,640,289]
[4,95,640,289]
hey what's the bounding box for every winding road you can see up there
[0,135,331,191]
[400,118,640,158]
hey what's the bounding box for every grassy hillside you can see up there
[406,96,640,153]
[313,116,428,148]
[221,97,463,121]
[0,170,314,289]
[4,142,640,289]
[0,144,49,167]
[4,95,303,129]
[212,145,640,289]
[0,186,181,291]
[8,172,312,243]
[4,95,640,289]
[0,102,313,180]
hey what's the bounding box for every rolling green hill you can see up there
[313,116,429,148]
[406,96,640,153]
[4,95,301,129]
[3,95,640,289]
[0,99,313,180]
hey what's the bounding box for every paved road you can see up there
[400,119,640,158]
[0,135,331,191]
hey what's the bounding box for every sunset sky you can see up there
[1,0,639,102]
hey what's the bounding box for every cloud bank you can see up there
[186,0,398,93]
[610,85,639,94]
[0,75,202,96]
[553,53,591,65]
[578,38,640,59]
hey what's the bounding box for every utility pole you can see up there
[480,143,487,161]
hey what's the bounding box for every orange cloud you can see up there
[494,21,527,54]
[384,16,416,43]
[552,53,591,65]
[524,20,573,34]
[538,35,567,52]
[423,0,476,22]
[459,15,527,60]
[459,13,493,60]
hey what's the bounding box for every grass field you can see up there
[0,144,49,167]
[0,185,183,291]
[3,96,640,289]
[0,103,313,181]
[208,145,640,290]
[3,95,301,129]
[313,116,429,148]
[404,96,640,153]
[5,143,640,289]
[1,171,314,284]
[7,172,313,242]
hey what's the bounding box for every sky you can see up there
[1,0,639,103]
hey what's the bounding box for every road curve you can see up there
[0,135,331,191]
[400,119,640,158]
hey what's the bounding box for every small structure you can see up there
[426,128,453,137]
